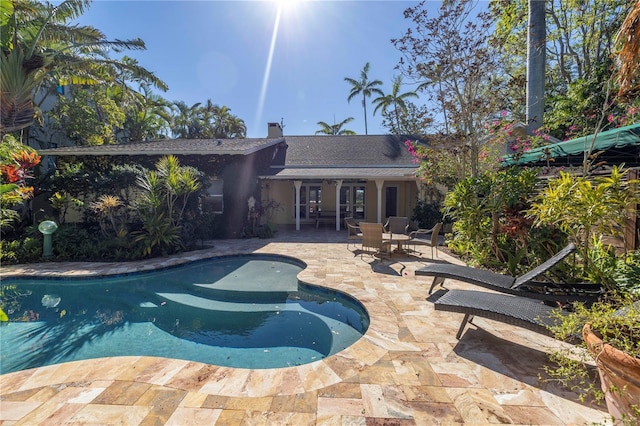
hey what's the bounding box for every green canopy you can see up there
[502,123,640,166]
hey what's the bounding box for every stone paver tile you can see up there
[178,391,208,408]
[317,382,362,399]
[137,387,188,426]
[409,401,464,424]
[402,385,451,403]
[165,407,222,425]
[201,394,228,409]
[265,411,316,425]
[501,405,567,425]
[224,396,272,411]
[317,397,365,417]
[0,388,41,402]
[39,402,85,424]
[64,403,151,425]
[213,408,245,425]
[0,401,42,422]
[293,390,317,413]
[93,381,151,405]
[270,395,295,412]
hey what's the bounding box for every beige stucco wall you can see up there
[261,179,419,226]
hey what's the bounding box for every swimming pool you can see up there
[0,254,369,373]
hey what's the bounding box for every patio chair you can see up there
[417,243,604,302]
[345,217,362,249]
[359,222,392,258]
[383,216,410,235]
[408,222,442,258]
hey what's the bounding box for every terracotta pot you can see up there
[582,323,640,423]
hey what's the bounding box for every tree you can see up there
[48,86,125,146]
[0,0,166,136]
[170,101,202,139]
[344,62,384,135]
[371,76,418,135]
[394,0,500,177]
[526,0,546,134]
[380,101,433,136]
[120,83,173,142]
[169,100,246,139]
[315,117,356,135]
[491,0,628,127]
[616,0,640,98]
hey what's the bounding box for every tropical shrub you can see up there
[0,135,40,231]
[442,167,559,274]
[528,166,640,287]
[411,199,444,229]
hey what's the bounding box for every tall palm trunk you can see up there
[362,95,368,135]
[526,0,546,135]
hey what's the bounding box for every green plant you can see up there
[529,166,640,286]
[133,214,181,257]
[544,296,640,425]
[411,200,443,229]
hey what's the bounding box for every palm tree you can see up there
[315,117,356,135]
[121,83,173,142]
[372,76,418,134]
[170,101,202,138]
[526,0,546,135]
[344,62,383,135]
[0,0,166,136]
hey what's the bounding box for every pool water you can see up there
[0,254,369,373]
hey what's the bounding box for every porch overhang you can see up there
[259,167,419,181]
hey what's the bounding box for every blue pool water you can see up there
[0,254,369,373]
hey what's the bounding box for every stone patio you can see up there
[0,226,611,425]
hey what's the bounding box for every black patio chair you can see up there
[416,243,603,302]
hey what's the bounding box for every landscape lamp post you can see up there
[38,220,58,257]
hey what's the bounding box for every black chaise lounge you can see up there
[417,243,602,302]
[421,242,604,339]
[429,289,568,339]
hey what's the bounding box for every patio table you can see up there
[383,233,410,254]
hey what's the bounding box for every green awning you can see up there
[501,123,640,166]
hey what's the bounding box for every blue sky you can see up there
[77,1,445,138]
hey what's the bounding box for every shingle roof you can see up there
[277,134,423,166]
[258,134,425,180]
[36,134,428,180]
[37,138,284,156]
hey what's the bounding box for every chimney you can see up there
[267,122,283,138]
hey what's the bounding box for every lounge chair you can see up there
[430,289,568,339]
[359,222,392,258]
[417,243,602,301]
[345,217,362,249]
[408,222,442,258]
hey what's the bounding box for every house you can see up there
[37,123,433,236]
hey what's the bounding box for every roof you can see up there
[38,133,428,181]
[260,134,426,180]
[502,123,640,166]
[37,138,284,156]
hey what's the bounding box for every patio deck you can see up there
[0,226,610,425]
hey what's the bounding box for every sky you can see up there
[76,0,445,138]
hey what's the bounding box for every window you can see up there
[340,184,365,219]
[293,183,322,219]
[203,180,224,213]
